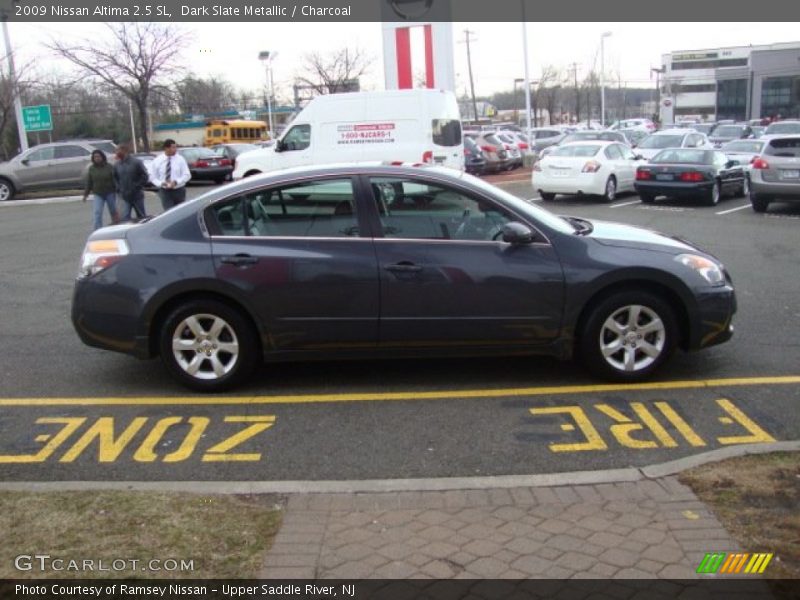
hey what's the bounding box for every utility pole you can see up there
[570,62,580,123]
[1,19,28,152]
[461,29,479,124]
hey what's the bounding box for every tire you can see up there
[704,180,720,206]
[0,178,15,202]
[739,176,750,198]
[540,192,556,202]
[213,177,225,185]
[159,299,259,392]
[601,176,617,203]
[750,192,770,213]
[639,193,656,204]
[243,170,262,178]
[579,290,677,382]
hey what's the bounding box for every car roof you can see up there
[652,129,692,135]
[558,140,619,147]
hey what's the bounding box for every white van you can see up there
[232,89,463,179]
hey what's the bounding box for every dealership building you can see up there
[659,41,800,123]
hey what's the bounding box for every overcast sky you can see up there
[7,21,800,104]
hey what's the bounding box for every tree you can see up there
[538,66,562,125]
[47,23,191,151]
[175,75,238,116]
[295,47,371,97]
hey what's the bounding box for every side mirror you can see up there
[501,222,534,245]
[275,140,285,153]
[726,160,737,168]
[633,154,644,160]
[21,159,29,166]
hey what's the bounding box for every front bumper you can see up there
[689,284,737,351]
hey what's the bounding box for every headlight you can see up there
[675,254,725,286]
[78,239,129,279]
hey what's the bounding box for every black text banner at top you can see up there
[2,0,799,22]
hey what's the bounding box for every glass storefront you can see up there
[761,76,800,119]
[717,79,748,121]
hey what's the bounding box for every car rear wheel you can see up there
[579,291,677,382]
[705,180,720,206]
[601,176,617,203]
[0,178,15,202]
[540,192,556,201]
[750,192,770,213]
[159,299,258,392]
[739,176,750,198]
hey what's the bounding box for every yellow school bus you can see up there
[204,119,268,146]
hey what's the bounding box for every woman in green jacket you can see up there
[83,150,119,230]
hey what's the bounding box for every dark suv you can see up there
[0,140,116,201]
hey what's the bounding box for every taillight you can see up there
[679,171,705,182]
[504,144,512,150]
[518,142,529,150]
[465,149,472,156]
[481,145,497,153]
[78,239,129,279]
[751,157,769,169]
[219,158,232,166]
[195,160,209,168]
[582,161,601,173]
[422,150,433,164]
[636,169,652,180]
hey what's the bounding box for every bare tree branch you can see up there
[46,23,191,150]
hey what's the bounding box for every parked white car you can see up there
[635,129,713,160]
[531,141,643,202]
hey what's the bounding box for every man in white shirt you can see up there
[149,139,191,211]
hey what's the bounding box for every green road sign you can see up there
[22,105,53,133]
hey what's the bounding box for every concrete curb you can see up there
[1,441,796,495]
[0,195,84,207]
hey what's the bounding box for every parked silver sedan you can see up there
[749,136,800,212]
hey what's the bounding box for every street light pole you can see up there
[259,51,278,137]
[600,31,612,128]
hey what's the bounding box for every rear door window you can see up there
[432,119,461,146]
[55,145,91,159]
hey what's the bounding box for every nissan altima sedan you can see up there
[72,164,736,391]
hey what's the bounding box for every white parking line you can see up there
[716,203,752,215]
[527,196,542,203]
[609,199,642,208]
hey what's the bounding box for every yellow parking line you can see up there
[0,375,798,407]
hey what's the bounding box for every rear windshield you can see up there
[180,148,218,160]
[550,144,601,157]
[713,125,745,137]
[765,122,800,135]
[765,137,800,157]
[638,135,684,149]
[432,119,461,146]
[723,141,764,153]
[650,149,710,164]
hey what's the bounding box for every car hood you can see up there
[586,219,700,254]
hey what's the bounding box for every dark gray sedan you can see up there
[72,165,736,391]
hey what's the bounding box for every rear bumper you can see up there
[634,181,713,198]
[532,171,606,195]
[190,167,233,181]
[750,174,800,199]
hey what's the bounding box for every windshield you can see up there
[638,135,684,149]
[765,122,800,135]
[723,141,764,153]
[693,124,716,135]
[460,172,575,235]
[90,142,117,154]
[651,149,709,164]
[713,125,745,137]
[550,144,601,157]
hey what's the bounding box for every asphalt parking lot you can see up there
[0,180,798,482]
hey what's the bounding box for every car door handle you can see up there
[385,262,422,273]
[221,254,259,266]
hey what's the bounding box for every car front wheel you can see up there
[579,291,677,382]
[540,192,556,201]
[159,299,258,392]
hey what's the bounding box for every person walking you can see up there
[113,143,150,221]
[150,139,191,211]
[82,150,119,230]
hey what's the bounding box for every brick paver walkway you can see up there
[260,476,738,579]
